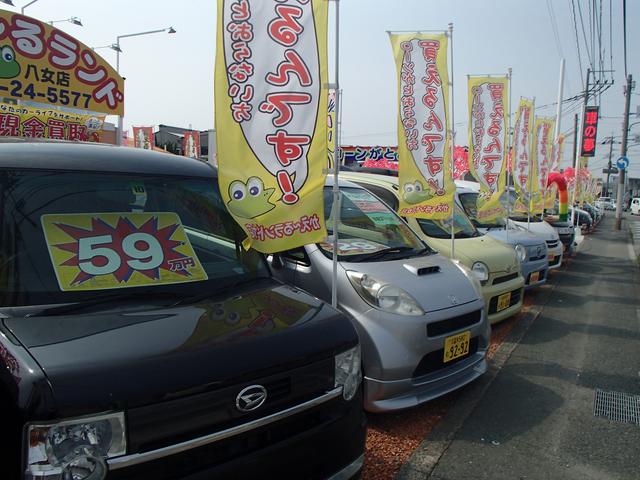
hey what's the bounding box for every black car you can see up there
[0,142,366,480]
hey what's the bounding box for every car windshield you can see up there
[458,192,508,229]
[0,169,269,309]
[318,186,428,261]
[414,203,480,239]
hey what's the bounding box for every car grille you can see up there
[492,272,519,285]
[426,310,482,337]
[549,255,561,267]
[488,288,521,314]
[110,395,352,480]
[546,239,560,249]
[527,245,547,261]
[413,337,479,377]
[127,358,334,453]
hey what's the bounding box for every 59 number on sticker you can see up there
[78,233,164,276]
[41,212,208,291]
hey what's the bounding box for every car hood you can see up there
[480,227,546,247]
[509,219,559,241]
[3,280,355,416]
[341,253,479,312]
[425,235,518,274]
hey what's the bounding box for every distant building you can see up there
[155,124,216,161]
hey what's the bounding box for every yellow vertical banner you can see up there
[390,33,454,219]
[511,98,534,213]
[214,0,328,253]
[467,76,508,221]
[530,116,555,213]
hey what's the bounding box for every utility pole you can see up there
[615,74,633,230]
[572,113,579,169]
[571,68,590,224]
[605,133,613,197]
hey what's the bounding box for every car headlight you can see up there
[346,271,424,316]
[514,244,527,262]
[471,261,489,284]
[335,345,362,401]
[25,412,126,479]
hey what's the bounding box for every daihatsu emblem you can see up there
[448,294,458,305]
[236,385,267,412]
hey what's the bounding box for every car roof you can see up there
[0,141,216,178]
[339,171,399,188]
[342,171,482,196]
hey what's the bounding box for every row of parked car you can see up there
[0,142,577,479]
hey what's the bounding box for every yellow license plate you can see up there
[529,271,540,283]
[496,292,511,311]
[443,331,471,363]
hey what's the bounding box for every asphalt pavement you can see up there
[400,214,640,480]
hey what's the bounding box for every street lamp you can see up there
[92,43,122,53]
[49,16,83,27]
[114,27,176,146]
[115,27,176,73]
[21,0,39,14]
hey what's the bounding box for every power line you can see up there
[570,0,585,89]
[576,0,594,71]
[623,0,628,77]
[546,0,564,58]
[609,0,613,73]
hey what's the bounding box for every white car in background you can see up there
[456,181,564,270]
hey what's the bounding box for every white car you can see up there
[631,198,640,215]
[456,180,564,270]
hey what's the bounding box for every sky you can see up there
[5,0,639,178]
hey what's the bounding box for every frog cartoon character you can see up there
[227,176,276,219]
[0,46,20,79]
[402,180,435,205]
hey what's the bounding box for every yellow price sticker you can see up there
[41,212,208,291]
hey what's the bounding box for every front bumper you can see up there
[522,257,548,290]
[346,300,489,412]
[106,390,366,480]
[483,274,525,324]
[364,349,487,412]
[546,243,563,270]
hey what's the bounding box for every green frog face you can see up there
[0,46,20,79]
[227,176,276,219]
[402,180,434,205]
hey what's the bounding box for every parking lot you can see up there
[363,214,640,480]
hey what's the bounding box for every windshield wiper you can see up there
[27,290,184,317]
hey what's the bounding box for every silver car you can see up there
[270,178,489,412]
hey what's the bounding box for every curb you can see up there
[628,218,640,264]
[396,275,558,479]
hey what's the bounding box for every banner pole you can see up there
[331,0,341,309]
[506,68,512,242]
[527,97,536,231]
[448,22,455,260]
